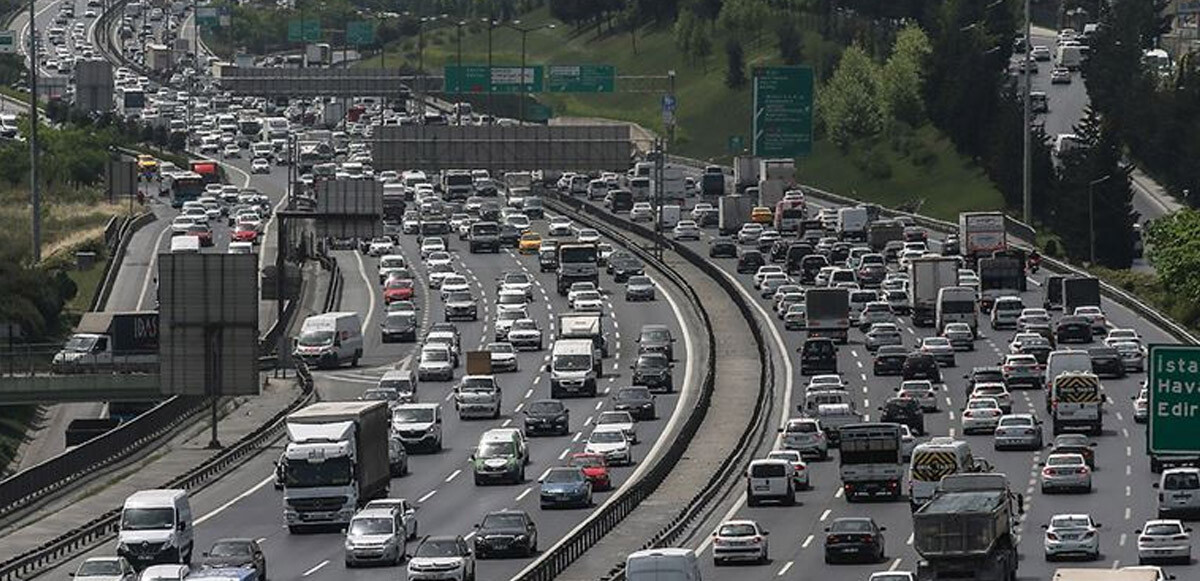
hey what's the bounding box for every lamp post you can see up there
[452,20,466,124]
[1088,174,1112,265]
[504,21,554,125]
[27,0,39,262]
[483,18,499,120]
[416,15,442,122]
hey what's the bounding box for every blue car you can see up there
[539,467,593,509]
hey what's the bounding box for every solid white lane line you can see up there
[195,476,273,525]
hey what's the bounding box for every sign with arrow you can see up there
[752,66,813,157]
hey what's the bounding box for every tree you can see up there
[674,10,697,57]
[718,0,768,46]
[774,16,803,65]
[1055,108,1139,267]
[724,39,747,89]
[818,44,886,149]
[1146,209,1200,303]
[617,1,640,54]
[691,23,713,69]
[880,24,931,126]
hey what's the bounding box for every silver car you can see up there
[1137,519,1192,565]
[1111,340,1146,372]
[993,414,1043,451]
[1040,453,1092,494]
[920,336,956,367]
[865,323,904,352]
[345,508,406,566]
[941,323,975,351]
[1133,387,1149,424]
[1043,513,1101,561]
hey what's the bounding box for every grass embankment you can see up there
[1092,267,1200,337]
[361,8,1002,221]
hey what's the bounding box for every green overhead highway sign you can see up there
[196,6,219,28]
[288,19,322,43]
[752,65,814,158]
[444,65,543,94]
[1148,345,1200,454]
[346,21,375,46]
[546,65,614,93]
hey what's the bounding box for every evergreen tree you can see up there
[725,39,746,89]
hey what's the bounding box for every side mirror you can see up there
[1040,524,1048,530]
[1152,482,1160,489]
[763,531,770,536]
[1095,523,1102,528]
[823,527,830,532]
[879,526,887,531]
[1089,442,1097,447]
[469,454,475,461]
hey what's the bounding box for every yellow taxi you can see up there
[750,206,773,224]
[518,231,542,254]
[136,154,159,176]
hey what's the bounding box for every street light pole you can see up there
[485,18,495,119]
[1088,174,1112,265]
[454,20,465,125]
[504,21,554,125]
[1023,0,1032,224]
[28,0,39,262]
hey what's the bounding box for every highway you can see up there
[574,183,1186,580]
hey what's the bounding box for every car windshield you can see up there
[830,520,873,533]
[1050,516,1091,529]
[478,442,514,457]
[460,378,495,391]
[122,507,174,530]
[362,389,398,401]
[528,401,564,414]
[570,455,604,468]
[1145,523,1183,536]
[350,517,393,536]
[598,412,632,424]
[209,541,252,556]
[481,513,526,529]
[785,421,817,433]
[617,388,651,401]
[1165,472,1200,490]
[590,430,624,444]
[628,276,651,286]
[415,540,462,558]
[554,354,592,371]
[422,350,449,362]
[1000,416,1032,427]
[446,292,472,302]
[638,355,668,369]
[641,329,670,342]
[718,524,758,537]
[393,408,434,423]
[487,343,514,354]
[1047,456,1083,466]
[77,561,122,576]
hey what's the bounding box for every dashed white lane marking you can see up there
[572,432,583,442]
[801,535,814,548]
[418,490,437,503]
[819,509,832,521]
[776,561,794,577]
[558,448,571,460]
[501,419,512,427]
[888,558,903,571]
[515,487,532,501]
[445,469,461,483]
[301,560,328,576]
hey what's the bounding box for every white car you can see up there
[440,275,470,298]
[1017,308,1051,330]
[506,319,544,351]
[367,238,396,256]
[485,342,518,372]
[548,216,573,236]
[897,380,938,412]
[961,397,1003,434]
[753,265,785,289]
[250,157,270,174]
[426,251,454,269]
[222,144,241,158]
[407,536,475,581]
[570,290,604,312]
[420,237,446,258]
[567,282,599,306]
[584,426,632,465]
[711,520,770,565]
[495,288,528,313]
[971,382,1013,414]
[1074,306,1109,334]
[805,374,846,393]
[1105,328,1140,344]
[630,202,654,222]
[1043,513,1101,561]
[765,450,809,490]
[1137,519,1192,565]
[170,215,196,236]
[72,557,134,581]
[576,228,600,244]
[672,220,701,240]
[595,411,637,444]
[737,223,763,245]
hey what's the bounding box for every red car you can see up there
[185,224,213,247]
[232,225,259,244]
[568,453,612,491]
[384,279,415,304]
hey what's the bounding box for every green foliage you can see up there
[1146,209,1200,304]
[774,17,803,65]
[818,44,885,149]
[724,39,747,89]
[718,0,769,44]
[0,260,77,340]
[880,24,931,126]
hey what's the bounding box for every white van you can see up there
[937,286,978,333]
[1156,468,1200,519]
[747,459,795,506]
[659,204,681,229]
[625,548,702,581]
[169,235,200,254]
[293,312,363,368]
[1044,349,1093,392]
[550,339,597,398]
[117,489,194,566]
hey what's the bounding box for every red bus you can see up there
[190,160,220,184]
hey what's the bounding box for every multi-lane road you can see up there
[570,181,1184,580]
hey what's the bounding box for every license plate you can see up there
[753,485,769,491]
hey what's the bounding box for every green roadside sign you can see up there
[288,19,322,43]
[196,6,219,28]
[444,65,543,94]
[346,21,375,46]
[546,65,614,93]
[751,65,814,158]
[1148,345,1200,454]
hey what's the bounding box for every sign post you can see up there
[751,66,814,158]
[1148,345,1200,456]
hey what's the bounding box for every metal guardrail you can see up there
[318,249,343,313]
[0,363,315,581]
[513,190,772,581]
[665,153,1199,345]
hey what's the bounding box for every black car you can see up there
[1087,346,1125,378]
[709,237,737,258]
[736,249,765,273]
[829,243,852,265]
[610,256,644,283]
[499,223,522,247]
[606,251,635,274]
[523,399,570,436]
[824,517,886,564]
[769,239,791,263]
[880,397,925,435]
[631,353,673,390]
[964,366,1004,395]
[799,254,829,284]
[381,312,418,343]
[1055,315,1094,344]
[902,353,942,383]
[873,345,908,376]
[200,539,266,579]
[474,510,538,558]
[1051,434,1096,469]
[785,243,815,274]
[800,338,838,376]
[613,386,657,419]
[637,324,676,361]
[539,249,558,272]
[1020,343,1052,365]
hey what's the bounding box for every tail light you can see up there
[1082,531,1095,538]
[1046,532,1059,540]
[1075,467,1089,475]
[1175,535,1190,541]
[964,411,974,418]
[752,536,763,543]
[1043,468,1054,476]
[861,535,874,543]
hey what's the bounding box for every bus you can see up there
[169,171,205,208]
[190,160,220,184]
[774,197,806,233]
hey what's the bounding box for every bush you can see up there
[910,143,937,168]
